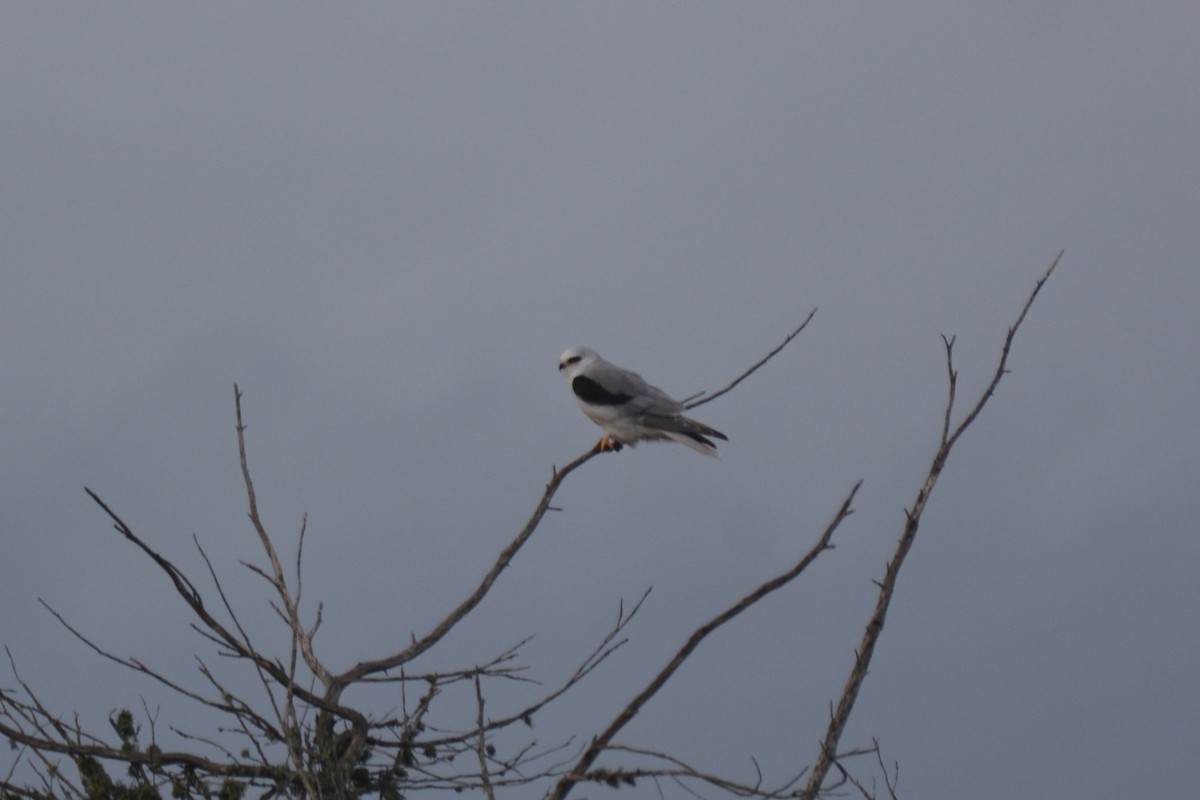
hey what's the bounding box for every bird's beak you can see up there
[558,362,565,371]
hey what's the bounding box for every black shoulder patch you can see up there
[573,375,633,406]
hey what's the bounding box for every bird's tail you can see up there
[653,415,728,458]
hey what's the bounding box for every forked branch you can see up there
[799,252,1062,799]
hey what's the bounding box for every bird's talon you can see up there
[592,435,623,453]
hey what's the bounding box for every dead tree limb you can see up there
[798,251,1062,799]
[548,480,862,800]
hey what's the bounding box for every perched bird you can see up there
[558,346,728,457]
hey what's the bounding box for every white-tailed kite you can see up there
[558,346,728,457]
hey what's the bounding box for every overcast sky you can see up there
[2,4,1197,799]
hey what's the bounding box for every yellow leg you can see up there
[593,434,624,453]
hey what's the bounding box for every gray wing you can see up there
[585,359,685,415]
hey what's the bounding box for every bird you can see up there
[558,346,728,457]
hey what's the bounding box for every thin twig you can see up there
[234,386,330,689]
[80,487,363,728]
[685,308,817,410]
[601,744,809,798]
[407,590,651,750]
[473,674,496,800]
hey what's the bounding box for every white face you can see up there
[558,346,598,379]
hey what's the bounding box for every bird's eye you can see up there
[566,355,582,365]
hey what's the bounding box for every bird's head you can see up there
[558,346,599,379]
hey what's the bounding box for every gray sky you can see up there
[2,4,1197,798]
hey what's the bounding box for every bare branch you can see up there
[233,386,330,690]
[798,252,1061,799]
[939,334,957,444]
[80,486,365,731]
[685,308,817,410]
[409,590,651,751]
[830,738,900,800]
[338,448,599,683]
[549,480,861,800]
[0,703,280,785]
[473,674,496,800]
[34,599,266,734]
[599,744,809,798]
[944,251,1062,452]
